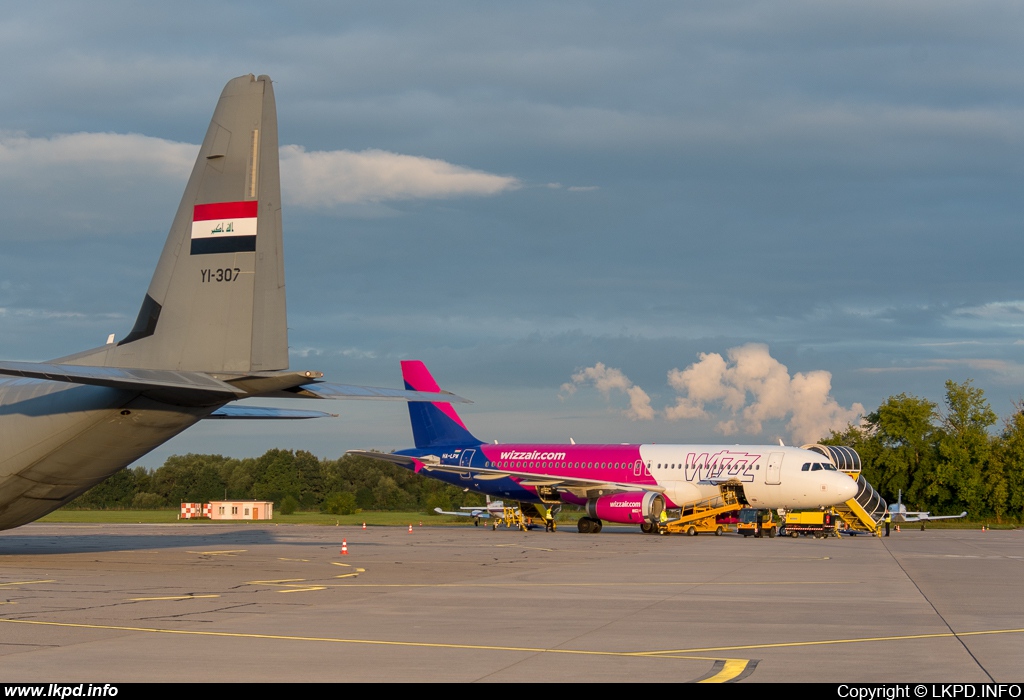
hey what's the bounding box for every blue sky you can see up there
[2,1,1023,464]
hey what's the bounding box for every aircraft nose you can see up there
[834,474,858,502]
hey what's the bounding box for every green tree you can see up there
[223,458,257,499]
[279,495,299,515]
[251,449,302,503]
[69,467,139,509]
[131,492,164,509]
[321,491,357,515]
[372,475,415,510]
[425,491,452,514]
[993,403,1024,521]
[152,454,229,504]
[936,380,997,515]
[865,393,938,510]
[295,450,326,507]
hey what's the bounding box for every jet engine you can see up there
[586,492,665,524]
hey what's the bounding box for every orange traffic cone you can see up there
[419,521,423,527]
[408,524,413,533]
[362,522,366,530]
[341,539,348,555]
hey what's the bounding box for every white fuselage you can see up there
[639,444,857,510]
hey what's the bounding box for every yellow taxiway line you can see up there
[697,659,756,683]
[186,550,247,556]
[128,595,221,601]
[0,617,749,681]
[0,580,55,588]
[643,627,1024,655]
[288,580,849,588]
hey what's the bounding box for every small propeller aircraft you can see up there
[888,490,967,525]
[433,497,507,525]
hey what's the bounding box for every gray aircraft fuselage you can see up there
[0,378,211,529]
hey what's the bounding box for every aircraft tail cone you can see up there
[341,539,348,555]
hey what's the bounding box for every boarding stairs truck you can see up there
[802,444,887,537]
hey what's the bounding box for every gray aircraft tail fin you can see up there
[69,74,288,373]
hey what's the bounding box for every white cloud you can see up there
[0,131,197,175]
[279,145,520,206]
[664,343,864,444]
[560,362,654,421]
[0,132,520,213]
[862,357,1024,384]
[947,301,1024,332]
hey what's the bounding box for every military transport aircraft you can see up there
[349,362,859,534]
[0,75,463,531]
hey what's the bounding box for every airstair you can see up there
[492,506,528,531]
[659,490,742,536]
[803,444,887,536]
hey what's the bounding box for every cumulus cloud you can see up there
[560,362,654,421]
[665,343,864,444]
[279,145,520,206]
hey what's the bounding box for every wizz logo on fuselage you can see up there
[681,450,761,483]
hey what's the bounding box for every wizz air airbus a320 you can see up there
[0,75,463,531]
[350,362,859,533]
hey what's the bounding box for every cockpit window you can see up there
[802,463,811,471]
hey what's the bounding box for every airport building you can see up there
[180,501,274,520]
[209,501,274,520]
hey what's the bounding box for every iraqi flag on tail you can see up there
[190,201,258,255]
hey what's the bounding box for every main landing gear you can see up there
[577,517,603,534]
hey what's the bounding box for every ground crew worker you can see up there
[884,511,891,537]
[544,509,555,532]
[658,508,669,533]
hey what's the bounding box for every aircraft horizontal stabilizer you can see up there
[0,361,243,397]
[346,450,420,468]
[206,406,335,420]
[278,382,471,404]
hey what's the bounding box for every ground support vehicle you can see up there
[658,491,741,536]
[782,510,836,538]
[736,508,778,538]
[493,506,529,531]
